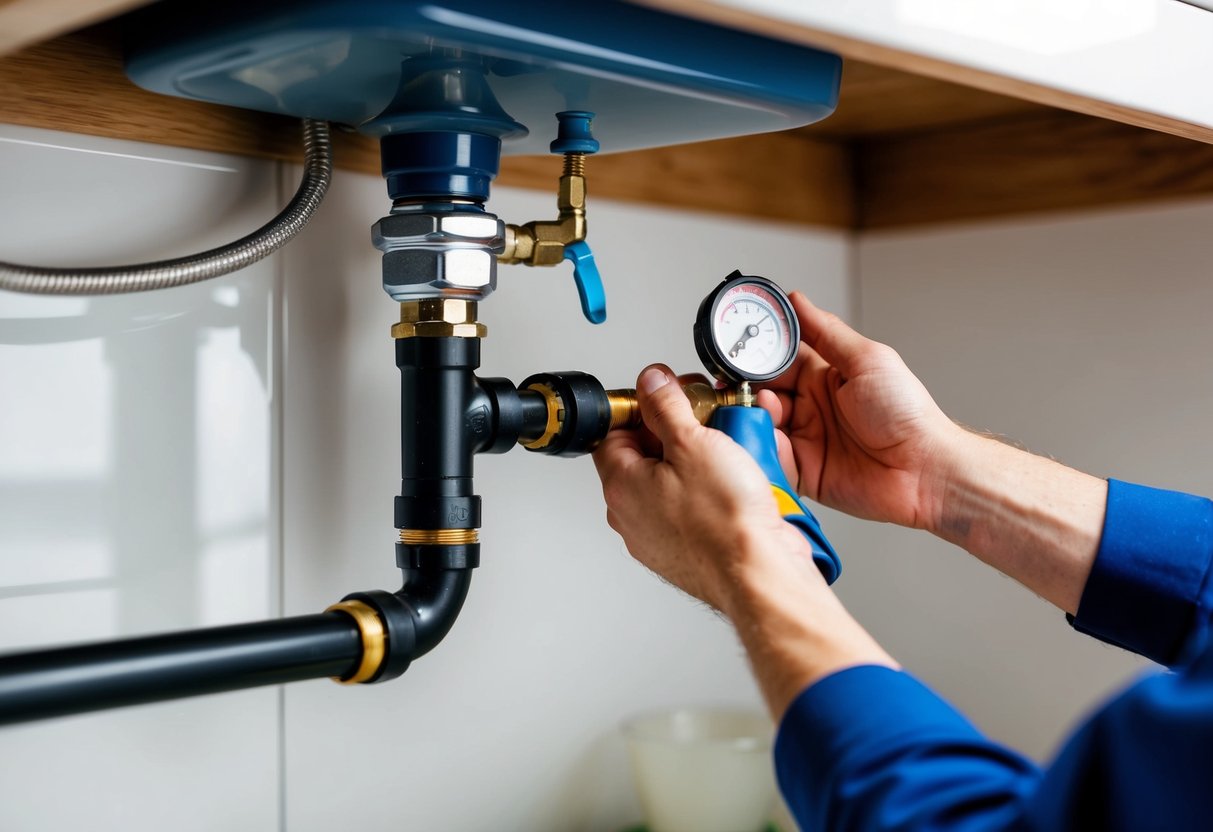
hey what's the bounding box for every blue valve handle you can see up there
[563,240,606,324]
[708,406,842,584]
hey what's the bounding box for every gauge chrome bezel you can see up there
[693,271,800,384]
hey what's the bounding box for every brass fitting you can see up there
[605,382,739,430]
[605,389,639,429]
[398,529,480,546]
[498,153,588,267]
[326,599,387,685]
[391,298,488,339]
[521,382,564,451]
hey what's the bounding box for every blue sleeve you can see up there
[775,479,1213,831]
[1068,479,1213,667]
[776,648,1213,832]
[774,666,1040,832]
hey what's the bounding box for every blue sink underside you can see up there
[124,0,841,155]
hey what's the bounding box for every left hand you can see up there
[592,364,818,613]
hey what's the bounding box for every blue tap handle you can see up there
[563,240,607,324]
[708,406,842,584]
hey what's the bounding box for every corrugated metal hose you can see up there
[0,119,332,295]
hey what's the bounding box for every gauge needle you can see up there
[728,315,770,358]
[729,323,761,358]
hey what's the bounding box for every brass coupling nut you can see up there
[326,599,387,685]
[391,298,488,339]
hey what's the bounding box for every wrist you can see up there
[722,529,897,718]
[916,422,986,537]
[923,428,1106,613]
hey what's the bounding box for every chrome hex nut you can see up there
[381,247,497,299]
[372,213,504,252]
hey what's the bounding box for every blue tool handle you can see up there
[563,240,606,324]
[708,406,842,584]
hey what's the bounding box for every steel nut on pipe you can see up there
[373,210,505,301]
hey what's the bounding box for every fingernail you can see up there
[638,367,670,394]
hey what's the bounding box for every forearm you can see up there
[724,529,897,719]
[929,430,1107,616]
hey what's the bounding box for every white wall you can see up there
[847,200,1213,760]
[0,126,282,830]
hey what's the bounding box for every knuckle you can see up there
[821,310,846,330]
[868,341,902,365]
[601,479,628,510]
[648,389,691,427]
[661,424,697,456]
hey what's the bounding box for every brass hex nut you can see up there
[392,299,488,339]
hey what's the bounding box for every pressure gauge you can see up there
[693,271,799,384]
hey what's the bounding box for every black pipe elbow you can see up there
[398,566,473,658]
[347,539,478,683]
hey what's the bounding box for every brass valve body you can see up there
[498,153,588,267]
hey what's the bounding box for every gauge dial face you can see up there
[707,279,797,381]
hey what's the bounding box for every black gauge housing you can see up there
[693,270,800,384]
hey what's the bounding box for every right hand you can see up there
[758,292,965,532]
[592,365,815,614]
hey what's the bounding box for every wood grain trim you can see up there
[0,28,855,228]
[856,109,1213,229]
[501,133,854,228]
[0,29,305,159]
[636,0,1213,147]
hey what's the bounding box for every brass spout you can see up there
[498,153,588,267]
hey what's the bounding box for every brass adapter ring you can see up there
[522,382,563,450]
[399,528,479,546]
[326,599,387,685]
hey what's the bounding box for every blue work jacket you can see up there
[775,479,1213,831]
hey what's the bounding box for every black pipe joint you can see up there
[395,540,479,571]
[517,371,613,457]
[471,376,542,453]
[341,590,416,684]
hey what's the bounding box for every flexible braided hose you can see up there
[0,120,332,295]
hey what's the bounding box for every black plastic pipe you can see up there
[395,336,482,533]
[0,612,361,726]
[400,567,473,658]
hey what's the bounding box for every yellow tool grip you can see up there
[771,485,806,517]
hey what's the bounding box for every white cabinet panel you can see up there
[279,170,851,831]
[0,126,281,832]
[670,0,1213,129]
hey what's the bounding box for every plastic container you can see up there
[622,708,776,832]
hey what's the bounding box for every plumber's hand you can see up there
[758,293,964,532]
[592,364,818,613]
